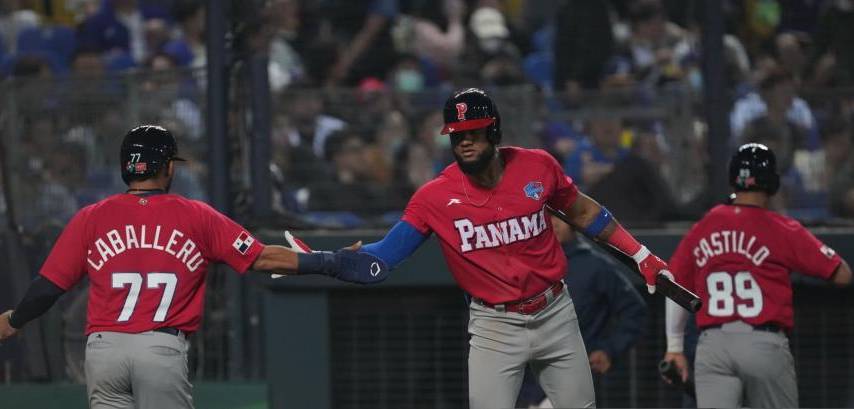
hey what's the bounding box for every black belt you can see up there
[153,327,185,337]
[702,322,785,334]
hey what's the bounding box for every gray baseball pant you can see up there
[85,330,193,409]
[468,287,595,409]
[694,322,797,408]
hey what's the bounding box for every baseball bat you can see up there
[546,207,703,313]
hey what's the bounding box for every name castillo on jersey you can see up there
[86,225,204,272]
[454,207,548,253]
[693,229,770,267]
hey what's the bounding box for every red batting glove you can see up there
[633,246,670,294]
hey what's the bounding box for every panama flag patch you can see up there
[233,232,254,255]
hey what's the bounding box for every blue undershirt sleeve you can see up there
[361,220,429,269]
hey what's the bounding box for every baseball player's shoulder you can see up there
[410,167,455,204]
[77,193,131,216]
[503,146,552,163]
[763,209,807,232]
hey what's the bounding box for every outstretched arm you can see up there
[561,192,670,293]
[360,221,429,269]
[288,221,428,284]
[1,276,67,340]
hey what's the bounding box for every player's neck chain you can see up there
[461,174,496,207]
[461,153,504,208]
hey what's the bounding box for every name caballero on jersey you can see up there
[454,207,548,252]
[87,225,204,271]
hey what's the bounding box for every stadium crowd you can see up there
[2,0,854,230]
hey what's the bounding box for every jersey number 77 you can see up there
[112,272,178,322]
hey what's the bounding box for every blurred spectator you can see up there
[481,49,526,86]
[400,0,465,73]
[0,1,41,54]
[605,0,693,89]
[773,32,810,82]
[325,0,400,85]
[77,0,169,62]
[392,140,435,204]
[827,115,854,217]
[807,0,854,87]
[388,54,426,93]
[167,0,205,69]
[266,0,305,92]
[373,109,409,165]
[517,217,647,408]
[308,129,391,215]
[586,147,680,226]
[414,109,453,174]
[458,5,519,83]
[70,47,106,79]
[553,0,614,96]
[140,52,203,140]
[540,121,583,163]
[680,9,751,94]
[564,118,629,189]
[280,87,346,161]
[143,17,170,61]
[731,67,819,149]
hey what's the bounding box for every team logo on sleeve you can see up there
[821,245,836,259]
[524,181,544,201]
[233,232,255,255]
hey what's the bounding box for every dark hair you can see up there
[324,129,362,161]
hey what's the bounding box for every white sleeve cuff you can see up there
[631,245,651,264]
[665,298,689,353]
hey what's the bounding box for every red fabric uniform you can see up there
[670,204,841,330]
[402,147,578,304]
[39,194,265,335]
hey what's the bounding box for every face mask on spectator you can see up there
[394,69,424,93]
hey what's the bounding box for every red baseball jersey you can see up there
[670,204,841,330]
[39,193,265,335]
[402,147,578,304]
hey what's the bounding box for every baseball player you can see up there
[0,125,341,409]
[291,88,673,408]
[662,143,852,408]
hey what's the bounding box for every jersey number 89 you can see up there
[706,271,763,318]
[112,272,178,322]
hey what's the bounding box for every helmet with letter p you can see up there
[729,143,780,195]
[441,88,502,145]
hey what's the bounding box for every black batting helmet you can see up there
[120,125,185,185]
[441,88,502,144]
[729,143,779,195]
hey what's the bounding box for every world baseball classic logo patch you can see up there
[524,181,544,201]
[233,232,255,255]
